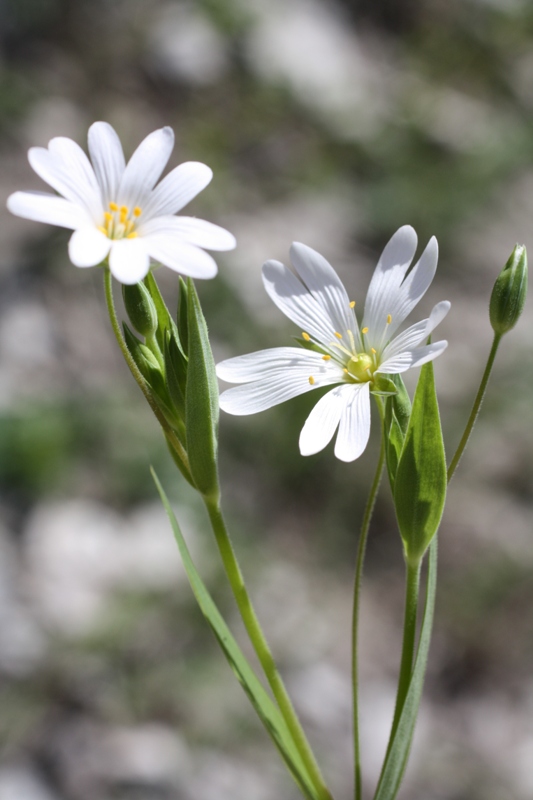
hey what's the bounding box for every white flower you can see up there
[217,226,450,462]
[7,122,236,284]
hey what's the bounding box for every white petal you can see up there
[299,384,351,456]
[143,231,218,279]
[139,215,235,251]
[108,238,150,284]
[217,347,343,384]
[88,121,126,204]
[377,340,448,374]
[28,143,102,221]
[380,300,451,361]
[362,225,418,344]
[262,259,342,350]
[7,191,90,229]
[68,227,111,267]
[143,162,213,218]
[385,236,439,338]
[117,127,174,211]
[334,382,371,462]
[219,374,318,416]
[290,242,360,346]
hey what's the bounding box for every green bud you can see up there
[122,281,158,338]
[489,244,528,336]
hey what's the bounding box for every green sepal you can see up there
[371,376,398,397]
[144,271,185,357]
[393,361,447,565]
[122,281,158,338]
[489,244,528,336]
[385,409,405,491]
[185,279,219,499]
[177,277,189,357]
[387,374,411,436]
[152,469,320,800]
[293,336,327,355]
[164,330,187,421]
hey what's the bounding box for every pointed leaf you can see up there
[178,277,189,357]
[385,409,404,491]
[152,469,320,800]
[144,271,185,357]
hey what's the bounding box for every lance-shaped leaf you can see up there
[384,375,412,490]
[373,537,438,800]
[177,277,189,357]
[393,361,446,564]
[152,469,321,800]
[185,279,219,499]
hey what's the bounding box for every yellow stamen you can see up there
[309,376,315,385]
[343,368,348,374]
[334,332,343,339]
[126,232,138,239]
[371,348,377,354]
[362,327,369,334]
[120,205,128,214]
[302,332,311,341]
[109,202,118,211]
[350,301,356,308]
[133,206,142,217]
[387,314,392,324]
[98,226,108,236]
[322,355,331,361]
[347,329,356,352]
[104,211,113,222]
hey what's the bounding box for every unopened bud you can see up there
[122,281,158,339]
[490,244,528,336]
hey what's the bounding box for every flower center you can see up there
[345,352,374,382]
[98,202,142,240]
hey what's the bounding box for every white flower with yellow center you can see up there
[217,226,450,462]
[7,122,236,284]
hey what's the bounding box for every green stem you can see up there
[386,558,421,749]
[103,268,190,472]
[204,496,333,800]
[447,333,501,482]
[352,420,386,800]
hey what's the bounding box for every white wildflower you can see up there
[217,226,449,462]
[7,122,235,284]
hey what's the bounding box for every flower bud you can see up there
[489,244,528,336]
[122,281,158,339]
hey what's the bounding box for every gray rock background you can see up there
[1,1,533,798]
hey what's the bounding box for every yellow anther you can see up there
[126,232,138,239]
[371,348,377,354]
[309,376,315,385]
[133,206,142,217]
[120,205,129,214]
[362,327,369,334]
[334,332,343,339]
[343,368,348,374]
[109,202,118,211]
[322,354,331,361]
[104,211,113,222]
[387,314,392,324]
[97,226,108,236]
[302,332,311,341]
[349,300,356,308]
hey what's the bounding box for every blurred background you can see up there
[1,0,533,798]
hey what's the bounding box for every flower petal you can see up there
[142,161,213,219]
[217,348,343,384]
[7,191,91,229]
[376,340,448,374]
[380,300,451,361]
[117,127,175,211]
[290,242,360,346]
[299,384,351,456]
[28,146,99,221]
[262,259,343,351]
[385,236,439,339]
[88,121,126,205]
[139,215,235,251]
[143,230,218,279]
[108,238,150,284]
[362,225,418,345]
[68,227,111,267]
[334,382,371,462]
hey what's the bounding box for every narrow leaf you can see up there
[373,537,438,800]
[385,409,404,491]
[178,277,189,357]
[144,271,185,357]
[152,469,320,800]
[393,361,446,563]
[185,279,219,498]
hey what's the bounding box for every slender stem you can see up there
[447,333,501,482]
[386,558,421,749]
[352,423,386,800]
[204,496,333,800]
[103,268,190,472]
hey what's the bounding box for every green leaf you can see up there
[152,469,320,800]
[393,361,446,564]
[385,409,404,491]
[185,279,219,499]
[177,277,189,357]
[164,330,187,421]
[373,537,438,800]
[144,271,185,357]
[388,374,411,436]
